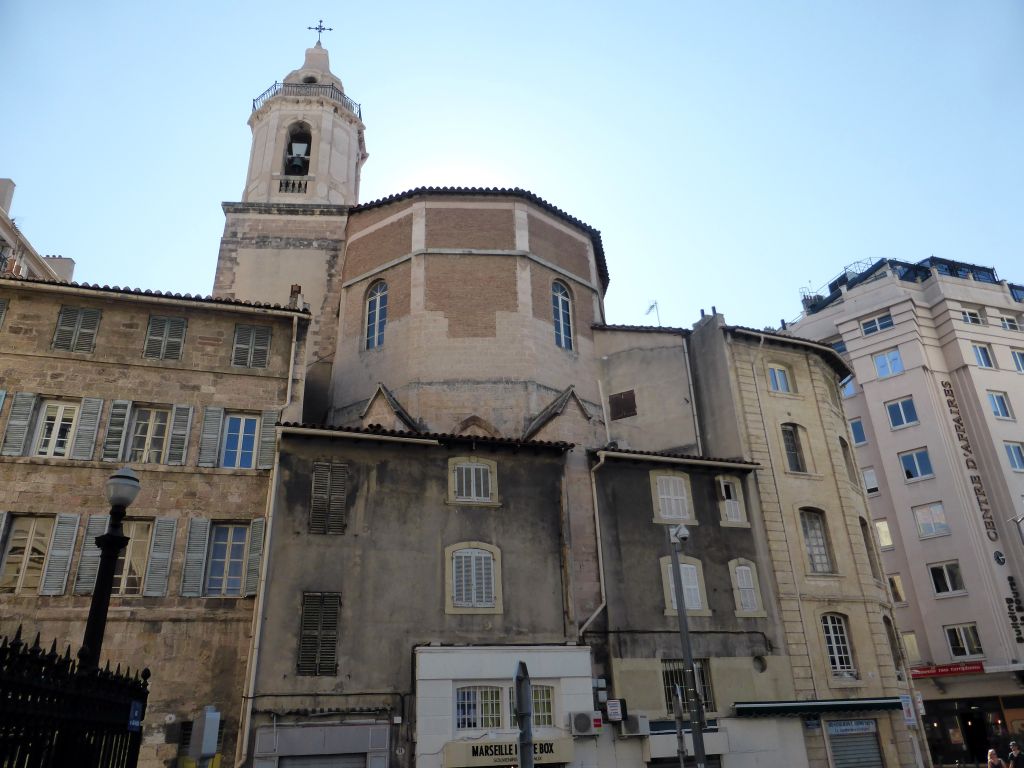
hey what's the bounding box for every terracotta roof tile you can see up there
[280,422,574,451]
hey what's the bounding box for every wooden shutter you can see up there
[197,406,224,467]
[327,463,347,534]
[475,551,494,606]
[163,317,187,360]
[70,397,104,460]
[143,518,177,597]
[310,462,330,534]
[318,593,340,674]
[73,514,109,594]
[102,400,133,462]
[608,390,637,420]
[250,326,271,368]
[680,564,701,610]
[180,517,211,597]
[39,513,79,595]
[166,405,193,465]
[2,392,38,456]
[736,565,757,612]
[232,325,253,367]
[256,410,277,469]
[298,593,323,675]
[53,306,79,350]
[143,316,168,359]
[243,518,265,597]
[73,308,101,352]
[453,550,472,607]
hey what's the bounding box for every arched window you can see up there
[821,613,857,677]
[839,437,857,483]
[860,517,882,581]
[284,123,312,176]
[365,281,388,349]
[729,558,766,617]
[660,555,711,617]
[781,422,809,473]
[800,508,835,574]
[445,542,502,614]
[551,281,573,350]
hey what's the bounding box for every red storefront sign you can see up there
[911,662,985,679]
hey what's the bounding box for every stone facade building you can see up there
[790,257,1024,765]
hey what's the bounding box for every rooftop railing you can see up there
[253,82,361,119]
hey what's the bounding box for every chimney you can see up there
[289,284,302,308]
[0,179,14,214]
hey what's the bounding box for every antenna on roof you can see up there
[645,301,661,326]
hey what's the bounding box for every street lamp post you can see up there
[79,467,141,671]
[665,524,708,768]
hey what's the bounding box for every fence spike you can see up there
[31,632,41,652]
[13,624,23,644]
[115,662,122,676]
[48,638,58,659]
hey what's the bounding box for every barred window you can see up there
[456,686,502,729]
[661,659,715,713]
[822,613,856,676]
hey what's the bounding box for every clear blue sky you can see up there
[2,1,1022,329]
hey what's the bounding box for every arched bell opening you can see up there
[283,122,312,176]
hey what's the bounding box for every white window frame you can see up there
[973,343,995,369]
[204,523,250,597]
[1000,316,1021,332]
[661,555,711,617]
[899,448,934,481]
[365,281,388,350]
[875,519,893,549]
[767,365,793,393]
[945,623,983,659]
[0,516,55,594]
[729,558,766,617]
[220,413,260,469]
[960,309,983,325]
[885,396,918,428]
[1006,442,1024,471]
[508,683,556,728]
[552,281,574,351]
[1012,349,1024,373]
[988,391,1014,420]
[861,313,894,335]
[781,423,808,473]
[840,376,856,398]
[862,467,880,495]
[111,519,154,596]
[32,401,80,458]
[821,613,857,678]
[913,502,951,538]
[651,471,694,523]
[849,418,867,446]
[888,574,906,604]
[873,348,904,378]
[455,685,503,730]
[445,542,502,615]
[126,407,171,464]
[929,560,966,596]
[800,509,835,574]
[717,476,747,526]
[449,458,497,504]
[901,631,921,664]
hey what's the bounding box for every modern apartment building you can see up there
[790,256,1024,765]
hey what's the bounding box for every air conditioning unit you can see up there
[619,713,650,738]
[570,711,603,736]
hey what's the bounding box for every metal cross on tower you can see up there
[308,19,333,43]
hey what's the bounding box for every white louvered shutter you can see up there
[143,518,177,597]
[256,410,277,469]
[475,550,494,606]
[736,565,758,612]
[1,392,38,456]
[102,400,133,461]
[453,550,472,607]
[180,517,211,597]
[327,463,347,534]
[310,462,330,534]
[166,405,193,465]
[143,316,168,359]
[243,518,265,597]
[73,308,101,352]
[197,406,224,467]
[39,513,80,595]
[318,593,340,674]
[53,307,79,350]
[298,593,322,675]
[232,325,254,367]
[70,397,104,460]
[163,317,187,360]
[680,564,701,610]
[73,515,109,594]
[657,475,689,519]
[250,326,271,368]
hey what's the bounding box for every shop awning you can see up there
[733,698,904,717]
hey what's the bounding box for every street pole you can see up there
[514,661,534,768]
[79,468,140,671]
[665,525,707,768]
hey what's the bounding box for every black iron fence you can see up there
[252,80,362,118]
[0,626,150,768]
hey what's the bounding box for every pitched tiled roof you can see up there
[725,324,851,378]
[592,323,689,335]
[593,445,760,467]
[280,422,574,451]
[351,186,609,289]
[0,274,311,314]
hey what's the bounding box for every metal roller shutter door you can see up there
[830,732,884,768]
[280,756,367,768]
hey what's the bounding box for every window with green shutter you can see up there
[310,462,348,534]
[143,316,187,360]
[297,592,341,675]
[52,306,101,352]
[231,324,271,368]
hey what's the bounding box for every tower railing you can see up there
[253,82,362,118]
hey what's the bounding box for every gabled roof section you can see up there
[522,385,595,441]
[592,323,689,336]
[592,446,759,470]
[725,324,850,379]
[0,274,311,315]
[359,383,421,432]
[280,422,574,452]
[351,186,609,290]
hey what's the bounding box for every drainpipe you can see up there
[578,453,608,637]
[681,336,703,456]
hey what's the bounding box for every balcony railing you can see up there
[279,178,308,194]
[253,81,361,119]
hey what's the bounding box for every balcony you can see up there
[253,82,361,119]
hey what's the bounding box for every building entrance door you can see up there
[826,719,884,768]
[280,756,367,768]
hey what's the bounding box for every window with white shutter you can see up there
[661,555,710,616]
[717,476,747,525]
[180,517,264,598]
[231,324,272,368]
[297,592,341,675]
[0,515,61,594]
[730,558,765,616]
[143,316,187,360]
[446,543,502,614]
[447,457,497,504]
[310,462,348,534]
[142,518,177,597]
[651,472,692,522]
[38,513,79,596]
[52,306,101,352]
[1,392,38,456]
